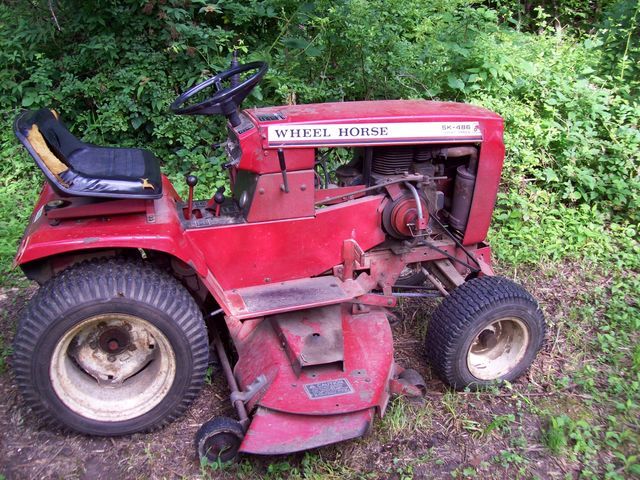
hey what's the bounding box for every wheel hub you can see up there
[466,318,529,381]
[98,327,131,355]
[51,313,176,421]
[69,317,157,385]
[476,329,498,350]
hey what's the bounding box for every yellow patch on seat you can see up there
[50,109,59,119]
[27,125,68,178]
[140,178,155,190]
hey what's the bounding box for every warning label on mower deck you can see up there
[267,121,482,147]
[303,379,354,399]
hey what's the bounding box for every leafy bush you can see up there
[0,0,638,274]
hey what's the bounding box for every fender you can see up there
[14,176,209,277]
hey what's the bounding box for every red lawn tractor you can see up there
[12,61,545,461]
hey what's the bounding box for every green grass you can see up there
[378,397,433,441]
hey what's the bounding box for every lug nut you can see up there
[108,355,116,362]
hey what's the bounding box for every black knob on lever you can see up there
[185,175,198,220]
[186,175,199,188]
[207,186,226,216]
[214,186,226,205]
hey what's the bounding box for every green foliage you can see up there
[599,0,640,90]
[1,0,638,276]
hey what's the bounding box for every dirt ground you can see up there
[0,265,613,479]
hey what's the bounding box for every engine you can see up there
[334,144,478,237]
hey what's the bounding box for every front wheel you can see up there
[13,258,209,435]
[425,276,545,389]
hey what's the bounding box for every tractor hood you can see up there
[244,100,502,148]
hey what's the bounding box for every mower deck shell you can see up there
[231,305,393,455]
[231,305,393,415]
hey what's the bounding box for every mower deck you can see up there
[227,304,394,454]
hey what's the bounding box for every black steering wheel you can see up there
[170,61,268,126]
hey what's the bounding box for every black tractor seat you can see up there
[14,109,163,199]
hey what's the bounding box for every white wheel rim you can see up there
[466,317,529,381]
[50,314,176,422]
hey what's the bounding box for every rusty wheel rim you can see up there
[399,263,421,280]
[50,313,176,422]
[466,318,529,380]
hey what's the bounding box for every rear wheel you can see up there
[425,276,545,389]
[13,258,209,435]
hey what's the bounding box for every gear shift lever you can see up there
[207,186,226,216]
[185,175,198,220]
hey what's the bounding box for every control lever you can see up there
[185,175,198,220]
[222,159,239,170]
[277,149,290,193]
[207,186,226,216]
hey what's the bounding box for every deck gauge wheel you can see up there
[398,368,427,394]
[395,262,426,287]
[195,416,245,463]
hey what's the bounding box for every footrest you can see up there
[239,407,374,455]
[226,276,364,320]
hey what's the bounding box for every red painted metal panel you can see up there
[462,121,505,245]
[246,100,502,129]
[14,177,209,276]
[46,198,148,221]
[15,183,386,293]
[240,407,374,455]
[231,305,393,416]
[185,194,386,290]
[247,170,315,222]
[235,128,315,174]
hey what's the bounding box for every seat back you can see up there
[14,109,163,199]
[14,109,75,192]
